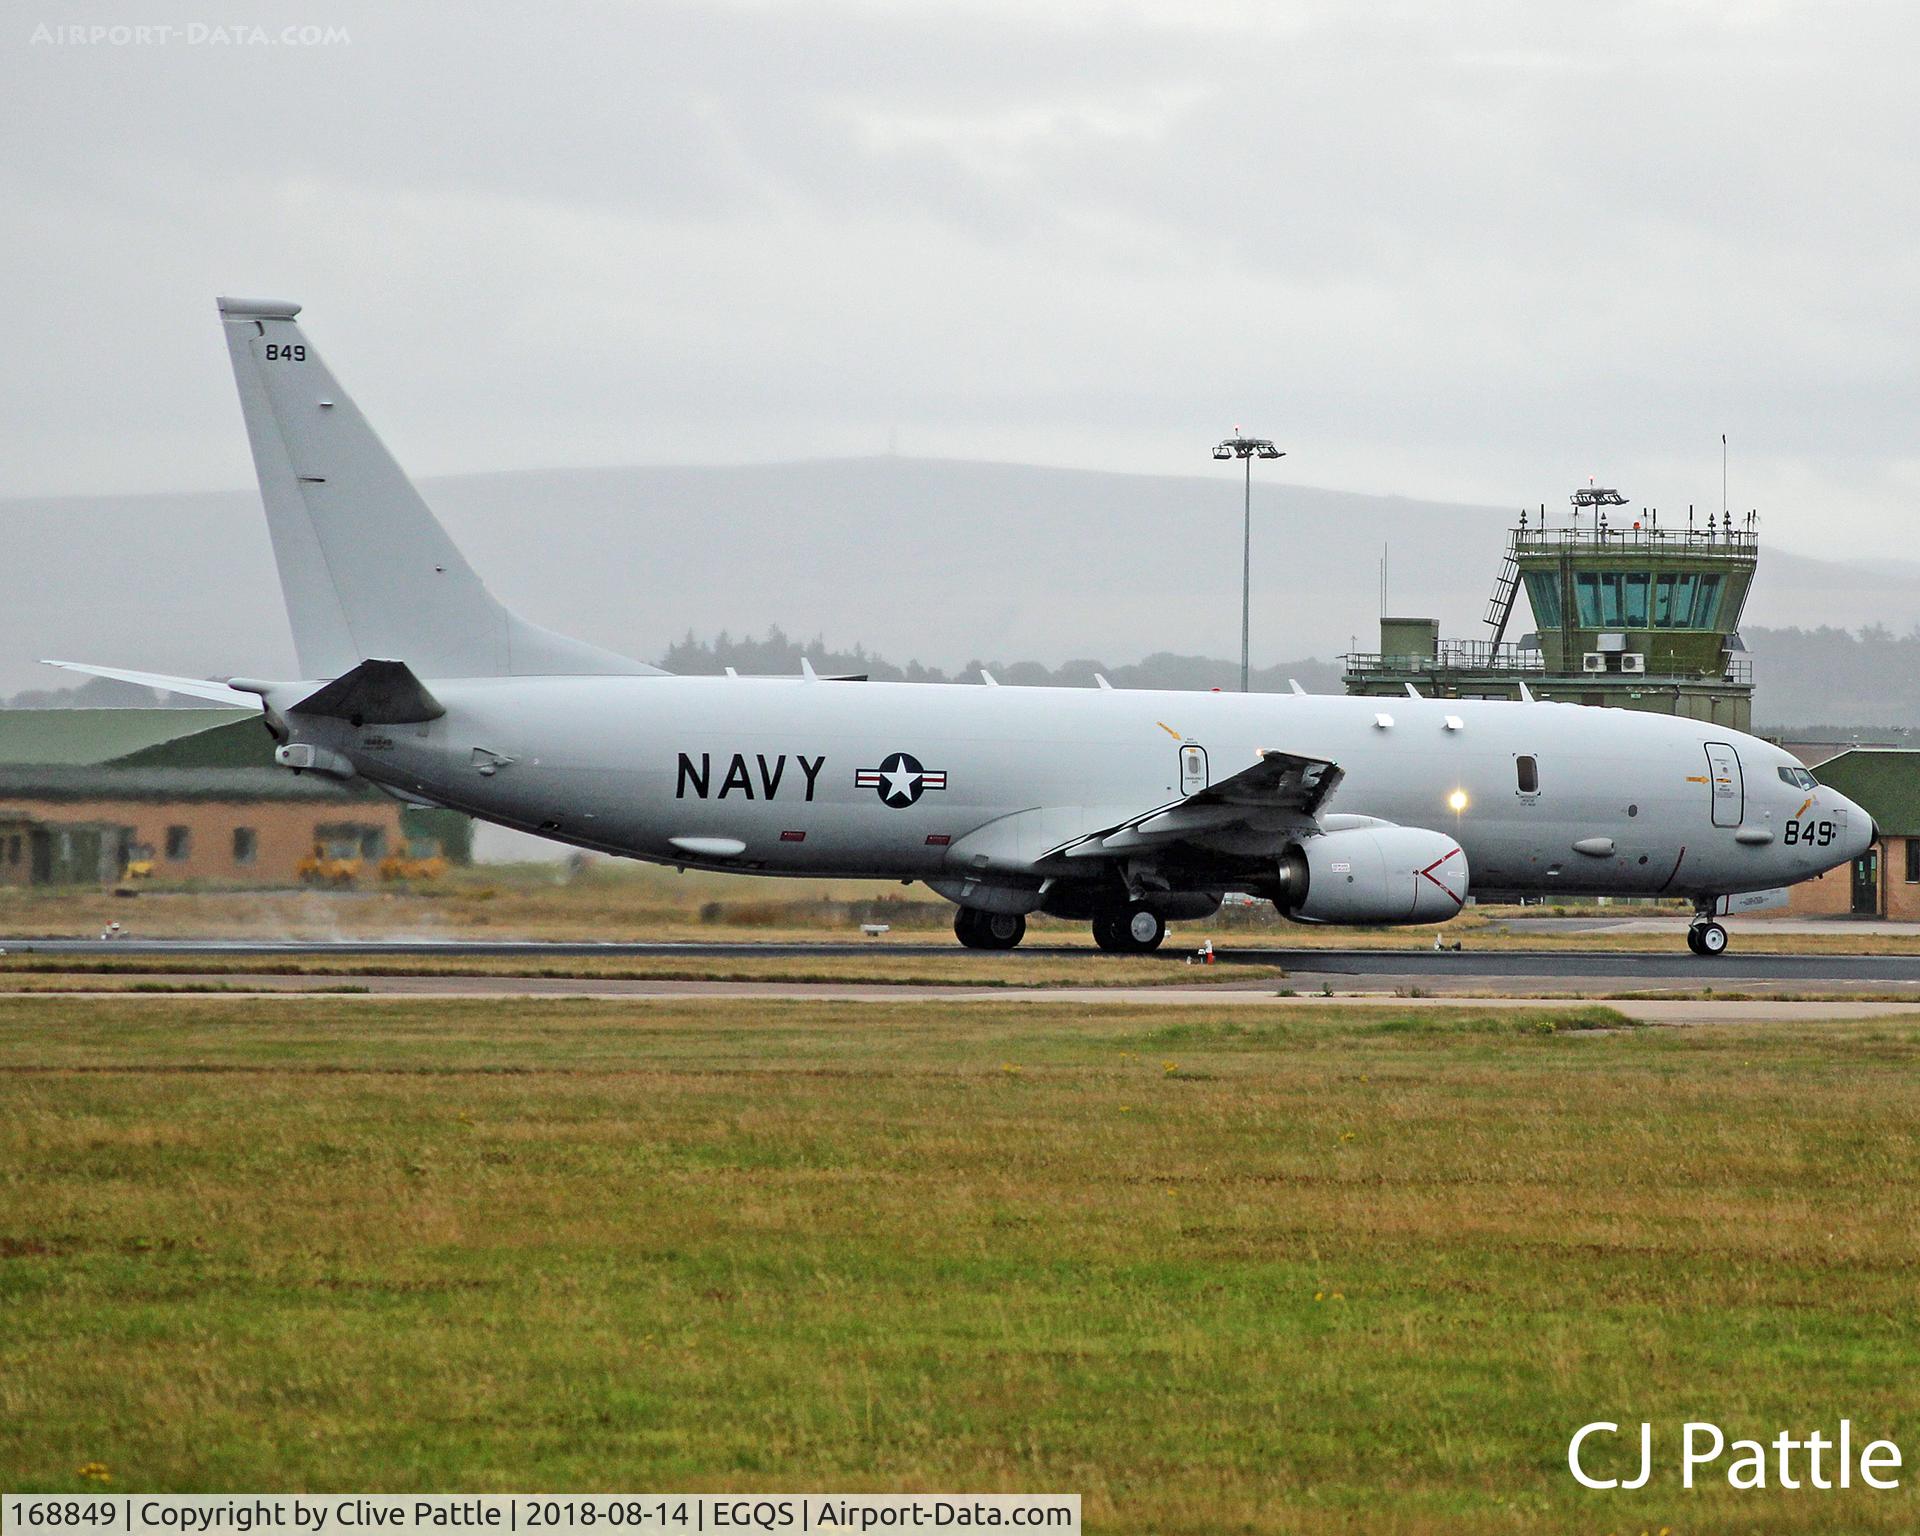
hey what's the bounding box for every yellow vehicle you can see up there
[299,832,371,887]
[121,843,155,880]
[378,837,447,882]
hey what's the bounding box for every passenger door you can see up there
[1704,742,1744,828]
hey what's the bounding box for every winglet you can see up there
[1404,683,1422,699]
[981,670,999,687]
[1288,678,1306,696]
[800,657,819,681]
[1517,681,1535,703]
[1094,673,1113,691]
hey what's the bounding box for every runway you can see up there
[6,936,1920,985]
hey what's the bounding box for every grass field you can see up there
[4,995,1919,1532]
[0,952,1282,990]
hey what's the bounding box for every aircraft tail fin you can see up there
[216,297,657,681]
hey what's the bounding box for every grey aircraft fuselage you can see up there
[52,297,1873,948]
[289,671,1868,902]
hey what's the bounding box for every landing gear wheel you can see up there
[955,907,1025,951]
[1123,906,1166,953]
[1092,904,1166,954]
[980,912,1026,950]
[1688,920,1729,957]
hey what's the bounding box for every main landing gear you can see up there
[955,907,1026,951]
[1687,916,1729,957]
[1092,904,1166,954]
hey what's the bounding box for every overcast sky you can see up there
[4,0,1915,552]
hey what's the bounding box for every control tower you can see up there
[1343,489,1758,731]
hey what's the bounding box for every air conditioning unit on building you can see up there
[1619,653,1647,674]
[1582,652,1609,673]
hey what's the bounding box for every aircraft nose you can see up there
[1855,804,1877,858]
[1841,795,1875,860]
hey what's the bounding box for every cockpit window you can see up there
[1777,766,1817,789]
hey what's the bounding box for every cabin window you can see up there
[232,827,257,865]
[1516,755,1539,794]
[165,825,191,861]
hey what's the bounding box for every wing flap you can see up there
[1052,750,1344,862]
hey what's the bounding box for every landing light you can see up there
[1447,790,1469,813]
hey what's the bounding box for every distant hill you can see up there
[659,626,1346,694]
[19,619,1920,736]
[4,457,1914,700]
[1744,625,1920,732]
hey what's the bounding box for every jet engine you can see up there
[1266,825,1468,925]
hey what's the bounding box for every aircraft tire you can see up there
[956,907,1025,951]
[1093,906,1167,953]
[1691,920,1728,957]
[1121,905,1166,953]
[980,911,1026,950]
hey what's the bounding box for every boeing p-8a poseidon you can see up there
[50,298,1872,957]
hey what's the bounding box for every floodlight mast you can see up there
[1212,433,1285,692]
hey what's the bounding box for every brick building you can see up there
[1787,748,1920,919]
[0,709,467,887]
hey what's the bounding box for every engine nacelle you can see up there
[1269,825,1468,925]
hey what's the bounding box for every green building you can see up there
[1345,489,1757,731]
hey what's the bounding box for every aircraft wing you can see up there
[1050,750,1344,863]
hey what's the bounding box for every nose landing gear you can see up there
[1687,916,1729,956]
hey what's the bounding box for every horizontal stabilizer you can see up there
[291,658,445,724]
[41,659,260,709]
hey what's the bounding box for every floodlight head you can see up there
[1257,445,1284,460]
[1212,444,1234,460]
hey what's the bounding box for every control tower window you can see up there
[1623,573,1650,628]
[1654,573,1699,628]
[1524,574,1561,629]
[1691,574,1722,628]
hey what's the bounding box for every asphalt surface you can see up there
[6,936,1920,984]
